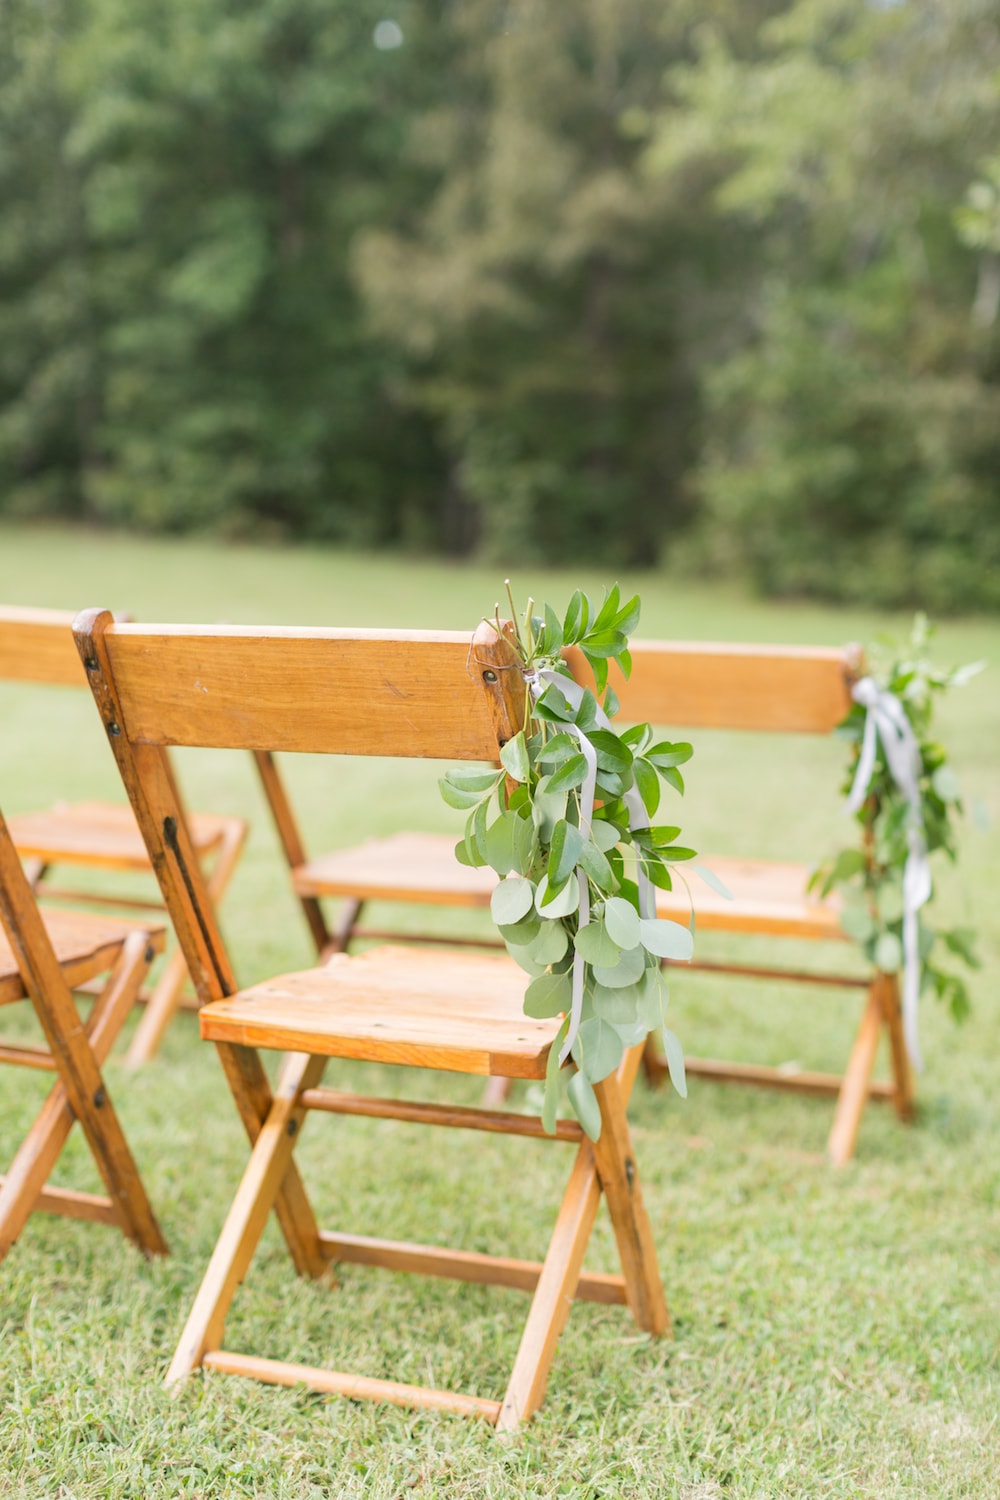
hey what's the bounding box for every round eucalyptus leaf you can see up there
[603,896,640,949]
[932,765,961,802]
[840,903,875,943]
[592,944,646,989]
[506,942,547,978]
[591,819,622,854]
[610,1016,647,1048]
[535,874,580,919]
[875,931,903,973]
[490,875,535,927]
[524,970,573,1019]
[527,920,569,966]
[574,920,621,967]
[637,916,693,961]
[498,905,541,944]
[573,1016,624,1083]
[590,979,640,1023]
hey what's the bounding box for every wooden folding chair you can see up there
[75,610,668,1428]
[0,807,167,1262]
[0,606,247,1065]
[593,641,914,1167]
[252,637,912,1165]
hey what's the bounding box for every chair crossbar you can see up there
[298,1087,584,1141]
[681,959,871,989]
[202,1349,503,1422]
[0,1176,119,1225]
[318,1230,628,1304]
[0,1042,57,1071]
[681,1057,897,1100]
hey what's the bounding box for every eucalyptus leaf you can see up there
[589,979,642,1023]
[574,920,622,967]
[593,944,646,988]
[484,811,524,876]
[524,970,572,1019]
[542,1019,567,1135]
[535,874,580,919]
[573,1016,624,1084]
[691,864,733,900]
[591,819,622,853]
[840,903,876,943]
[440,778,490,811]
[660,1028,688,1098]
[638,917,694,961]
[875,931,903,973]
[499,731,531,783]
[526,920,570,966]
[636,965,668,1029]
[931,765,961,802]
[490,875,535,926]
[603,896,640,949]
[566,1069,602,1141]
[497,910,541,946]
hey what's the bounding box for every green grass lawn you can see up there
[0,523,997,1499]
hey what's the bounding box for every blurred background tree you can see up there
[0,0,997,605]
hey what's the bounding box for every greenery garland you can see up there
[440,584,696,1140]
[810,615,983,1028]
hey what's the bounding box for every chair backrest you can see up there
[72,611,525,1001]
[0,606,90,688]
[566,639,860,734]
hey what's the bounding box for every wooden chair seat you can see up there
[8,800,238,871]
[0,907,165,1006]
[199,946,558,1077]
[293,834,843,942]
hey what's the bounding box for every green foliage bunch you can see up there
[440,586,696,1139]
[811,616,983,1025]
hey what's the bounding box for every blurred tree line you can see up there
[1,0,998,608]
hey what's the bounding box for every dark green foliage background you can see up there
[1,0,998,605]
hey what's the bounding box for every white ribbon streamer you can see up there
[528,668,655,1064]
[846,677,931,1070]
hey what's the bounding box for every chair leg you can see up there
[591,1069,670,1337]
[498,1044,667,1430]
[1,932,167,1261]
[878,973,916,1122]
[126,821,247,1068]
[497,1141,603,1431]
[827,980,883,1167]
[125,946,188,1068]
[165,1049,329,1389]
[322,897,365,959]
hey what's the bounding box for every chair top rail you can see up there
[0,606,86,687]
[74,618,512,760]
[567,639,860,734]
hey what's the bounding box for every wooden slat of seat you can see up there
[293,832,497,907]
[8,800,234,870]
[654,856,843,940]
[0,909,166,1006]
[199,946,557,1078]
[292,833,843,941]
